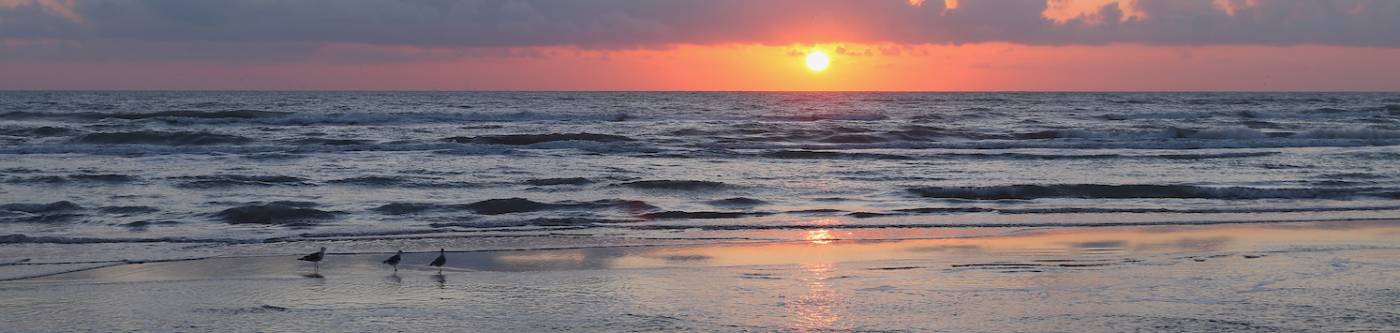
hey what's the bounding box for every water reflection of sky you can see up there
[30,220,1400,283]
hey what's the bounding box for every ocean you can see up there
[3,91,1400,264]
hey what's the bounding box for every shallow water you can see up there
[2,221,1397,332]
[3,92,1400,266]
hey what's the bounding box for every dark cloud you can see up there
[0,0,1397,52]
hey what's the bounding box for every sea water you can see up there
[2,91,1399,264]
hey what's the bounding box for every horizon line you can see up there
[2,89,1397,93]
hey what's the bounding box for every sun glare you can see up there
[805,51,830,72]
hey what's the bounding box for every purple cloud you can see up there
[0,0,1396,62]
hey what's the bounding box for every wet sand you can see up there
[3,220,1399,332]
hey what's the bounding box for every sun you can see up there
[805,51,830,72]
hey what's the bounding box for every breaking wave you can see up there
[212,201,339,225]
[0,201,84,224]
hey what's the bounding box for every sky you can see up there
[1,0,1399,91]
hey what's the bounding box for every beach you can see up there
[4,220,1397,332]
[4,92,1400,331]
[4,1,1399,331]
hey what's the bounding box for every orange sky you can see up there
[6,43,1399,91]
[1,0,1399,91]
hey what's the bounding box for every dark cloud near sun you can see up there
[0,0,1397,61]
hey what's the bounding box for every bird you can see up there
[428,248,447,273]
[382,250,403,271]
[298,247,326,272]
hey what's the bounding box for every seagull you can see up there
[298,247,326,272]
[429,248,447,273]
[382,250,403,271]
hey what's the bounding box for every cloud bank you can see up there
[1,0,1397,49]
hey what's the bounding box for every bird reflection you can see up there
[431,273,446,288]
[385,272,402,284]
[301,273,324,279]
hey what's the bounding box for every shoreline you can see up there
[9,219,1397,281]
[3,219,1398,331]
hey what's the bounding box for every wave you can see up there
[1,201,82,214]
[1042,127,1276,140]
[713,136,1400,150]
[429,217,639,229]
[906,184,1389,200]
[640,211,775,219]
[374,198,656,216]
[692,124,1400,151]
[933,151,1279,161]
[213,201,339,225]
[0,201,84,224]
[1317,173,1389,180]
[0,234,221,244]
[998,205,1400,215]
[619,180,730,190]
[523,177,593,186]
[4,174,139,184]
[444,133,634,145]
[8,126,1400,157]
[288,138,375,146]
[121,220,181,230]
[98,206,161,215]
[371,202,468,215]
[845,205,1400,217]
[759,150,912,160]
[327,176,476,188]
[1006,127,1400,142]
[462,198,551,215]
[67,174,139,182]
[763,112,889,121]
[0,126,75,138]
[637,204,1400,219]
[467,198,654,215]
[0,110,288,120]
[1293,128,1400,140]
[706,197,769,207]
[624,218,1400,231]
[0,110,631,125]
[817,134,888,144]
[73,131,253,146]
[0,141,509,156]
[884,125,952,140]
[98,110,290,121]
[175,175,313,188]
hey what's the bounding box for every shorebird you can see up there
[382,250,403,271]
[298,247,326,272]
[428,248,447,273]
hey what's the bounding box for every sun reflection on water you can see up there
[788,262,842,332]
[805,230,835,245]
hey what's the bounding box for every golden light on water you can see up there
[788,262,841,332]
[805,229,835,244]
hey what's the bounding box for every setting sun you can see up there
[805,50,830,72]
